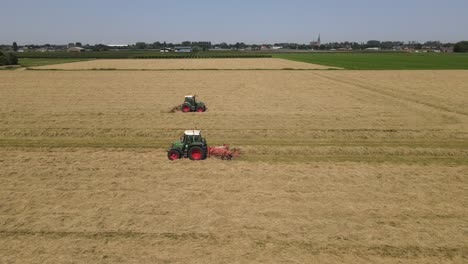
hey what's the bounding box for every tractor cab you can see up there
[182,130,205,145]
[184,95,196,105]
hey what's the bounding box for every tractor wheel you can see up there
[188,146,205,160]
[167,149,181,161]
[196,106,204,112]
[182,104,190,113]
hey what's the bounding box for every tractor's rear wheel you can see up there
[167,149,181,161]
[182,104,190,113]
[196,106,204,112]
[188,146,205,160]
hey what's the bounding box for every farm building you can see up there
[174,46,192,52]
[67,47,85,52]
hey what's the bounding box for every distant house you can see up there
[174,46,192,52]
[67,47,85,52]
[209,48,232,51]
[107,44,128,48]
[440,46,454,53]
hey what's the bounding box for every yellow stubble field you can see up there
[0,65,467,263]
[32,58,337,70]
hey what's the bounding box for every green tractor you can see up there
[167,130,208,160]
[181,95,207,113]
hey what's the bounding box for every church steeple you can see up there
[310,34,322,47]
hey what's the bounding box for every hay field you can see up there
[1,70,467,153]
[32,58,336,70]
[1,67,467,263]
[1,148,467,263]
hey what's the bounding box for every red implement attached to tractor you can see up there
[208,144,240,160]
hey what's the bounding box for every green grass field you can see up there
[274,52,468,69]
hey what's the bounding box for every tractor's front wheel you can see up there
[188,146,205,160]
[196,106,205,112]
[167,149,181,161]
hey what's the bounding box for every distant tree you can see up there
[152,42,162,49]
[0,52,7,65]
[181,41,191,46]
[351,42,361,50]
[380,41,394,50]
[92,44,110,51]
[192,41,211,51]
[135,42,147,49]
[442,42,454,48]
[236,42,247,49]
[424,41,441,47]
[219,42,229,49]
[407,41,421,49]
[12,42,18,51]
[366,40,381,48]
[454,41,468,52]
[7,52,18,65]
[75,42,82,47]
[0,51,18,65]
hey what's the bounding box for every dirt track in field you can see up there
[0,67,467,263]
[32,58,337,70]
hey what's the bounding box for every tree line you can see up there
[2,40,468,55]
[0,50,18,66]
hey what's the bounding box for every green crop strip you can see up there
[274,52,468,70]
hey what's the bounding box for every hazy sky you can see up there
[2,0,467,45]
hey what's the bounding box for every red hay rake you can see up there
[208,144,241,160]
